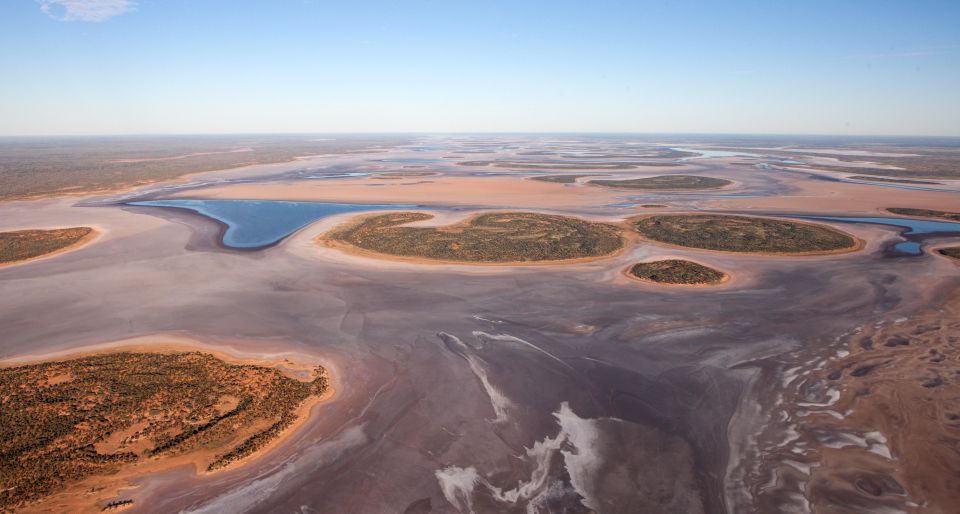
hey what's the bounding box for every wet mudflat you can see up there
[0,200,945,514]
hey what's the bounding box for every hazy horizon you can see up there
[1,0,959,137]
[4,131,960,141]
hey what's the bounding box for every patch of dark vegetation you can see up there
[207,419,287,471]
[147,397,252,457]
[0,227,93,264]
[631,214,857,254]
[884,336,911,347]
[938,246,960,260]
[327,211,624,263]
[0,351,328,510]
[102,499,135,511]
[851,364,881,377]
[887,208,960,222]
[529,174,603,183]
[849,176,940,185]
[627,259,727,285]
[590,175,731,190]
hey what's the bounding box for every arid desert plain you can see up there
[3,134,960,513]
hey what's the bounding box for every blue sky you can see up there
[1,0,958,136]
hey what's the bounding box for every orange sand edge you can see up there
[3,341,335,514]
[313,210,636,267]
[620,261,732,288]
[626,213,867,257]
[0,228,101,268]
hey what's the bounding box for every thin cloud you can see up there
[38,0,136,22]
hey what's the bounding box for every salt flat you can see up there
[2,135,960,513]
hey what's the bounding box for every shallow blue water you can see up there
[130,199,415,249]
[671,147,763,160]
[894,241,922,254]
[798,215,960,255]
[802,216,960,236]
[303,171,372,179]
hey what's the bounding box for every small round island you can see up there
[626,259,728,286]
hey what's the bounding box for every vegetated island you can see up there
[631,214,858,254]
[0,227,95,265]
[589,175,732,190]
[529,174,604,183]
[887,207,960,222]
[939,247,960,260]
[848,176,941,185]
[0,350,330,512]
[323,211,624,263]
[626,259,728,285]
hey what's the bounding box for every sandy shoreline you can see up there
[314,210,637,267]
[620,260,733,288]
[0,227,102,268]
[627,212,868,257]
[0,335,322,376]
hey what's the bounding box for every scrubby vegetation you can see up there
[327,211,624,263]
[102,499,135,511]
[589,175,731,190]
[939,247,960,260]
[530,174,601,183]
[0,135,410,200]
[0,227,93,264]
[887,208,960,222]
[627,260,727,285]
[632,214,857,254]
[728,144,960,179]
[0,351,328,510]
